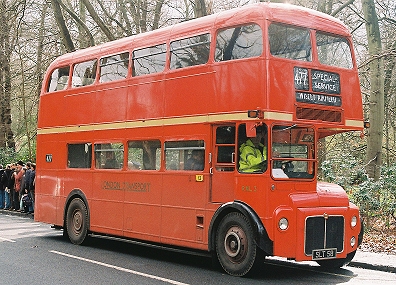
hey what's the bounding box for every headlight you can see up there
[351,216,357,228]
[278,217,288,230]
[350,236,356,247]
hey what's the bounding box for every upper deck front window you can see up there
[47,66,70,92]
[269,23,311,61]
[316,32,353,69]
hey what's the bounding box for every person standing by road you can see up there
[13,161,25,211]
[2,164,12,210]
[0,164,4,209]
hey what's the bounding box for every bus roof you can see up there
[47,2,349,69]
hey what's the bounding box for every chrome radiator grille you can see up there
[305,216,344,255]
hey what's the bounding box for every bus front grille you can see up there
[305,216,344,255]
[296,107,342,123]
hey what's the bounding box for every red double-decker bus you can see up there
[36,2,364,276]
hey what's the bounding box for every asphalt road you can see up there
[0,214,395,285]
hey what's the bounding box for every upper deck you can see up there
[38,2,363,134]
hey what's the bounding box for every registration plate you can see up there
[312,248,337,260]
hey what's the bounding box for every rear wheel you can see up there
[215,212,262,276]
[316,250,356,269]
[66,198,89,245]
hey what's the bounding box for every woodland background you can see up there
[0,0,395,234]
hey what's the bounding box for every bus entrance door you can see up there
[210,125,236,202]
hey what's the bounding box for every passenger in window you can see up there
[185,150,204,171]
[104,152,117,169]
[239,127,267,173]
[128,161,141,170]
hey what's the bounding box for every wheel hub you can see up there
[225,231,241,257]
[73,210,82,232]
[223,225,248,262]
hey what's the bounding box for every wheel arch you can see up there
[208,200,273,255]
[63,189,90,232]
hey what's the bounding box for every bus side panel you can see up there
[37,92,68,129]
[165,66,215,117]
[213,59,266,113]
[123,172,162,243]
[94,82,127,124]
[35,138,65,226]
[35,170,62,226]
[89,171,125,236]
[161,172,209,249]
[126,75,165,122]
[235,174,274,239]
[63,169,93,214]
[64,87,95,127]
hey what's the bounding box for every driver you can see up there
[239,127,267,173]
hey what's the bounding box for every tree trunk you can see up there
[362,0,384,180]
[194,0,207,18]
[50,0,75,52]
[35,2,48,99]
[0,0,15,149]
[81,0,116,41]
[152,0,165,30]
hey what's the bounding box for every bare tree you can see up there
[81,0,116,41]
[0,0,16,149]
[194,0,207,17]
[362,0,384,180]
[50,0,75,52]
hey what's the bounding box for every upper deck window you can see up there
[72,59,97,88]
[133,44,166,76]
[316,32,353,69]
[100,52,129,82]
[215,24,262,61]
[47,66,70,92]
[269,23,312,61]
[170,33,210,69]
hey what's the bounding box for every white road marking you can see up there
[0,236,16,242]
[0,215,60,242]
[50,250,190,285]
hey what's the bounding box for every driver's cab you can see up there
[271,124,315,179]
[236,123,315,179]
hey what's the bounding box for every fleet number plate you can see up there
[312,248,337,260]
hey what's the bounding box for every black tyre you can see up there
[66,198,89,245]
[215,212,262,276]
[316,250,356,269]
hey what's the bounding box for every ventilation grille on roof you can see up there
[296,107,342,123]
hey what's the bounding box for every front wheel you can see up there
[66,198,89,245]
[215,212,263,276]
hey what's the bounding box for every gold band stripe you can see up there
[345,119,364,128]
[37,111,294,135]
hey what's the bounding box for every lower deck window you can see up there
[165,140,205,171]
[67,143,92,168]
[94,143,124,169]
[128,140,161,170]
